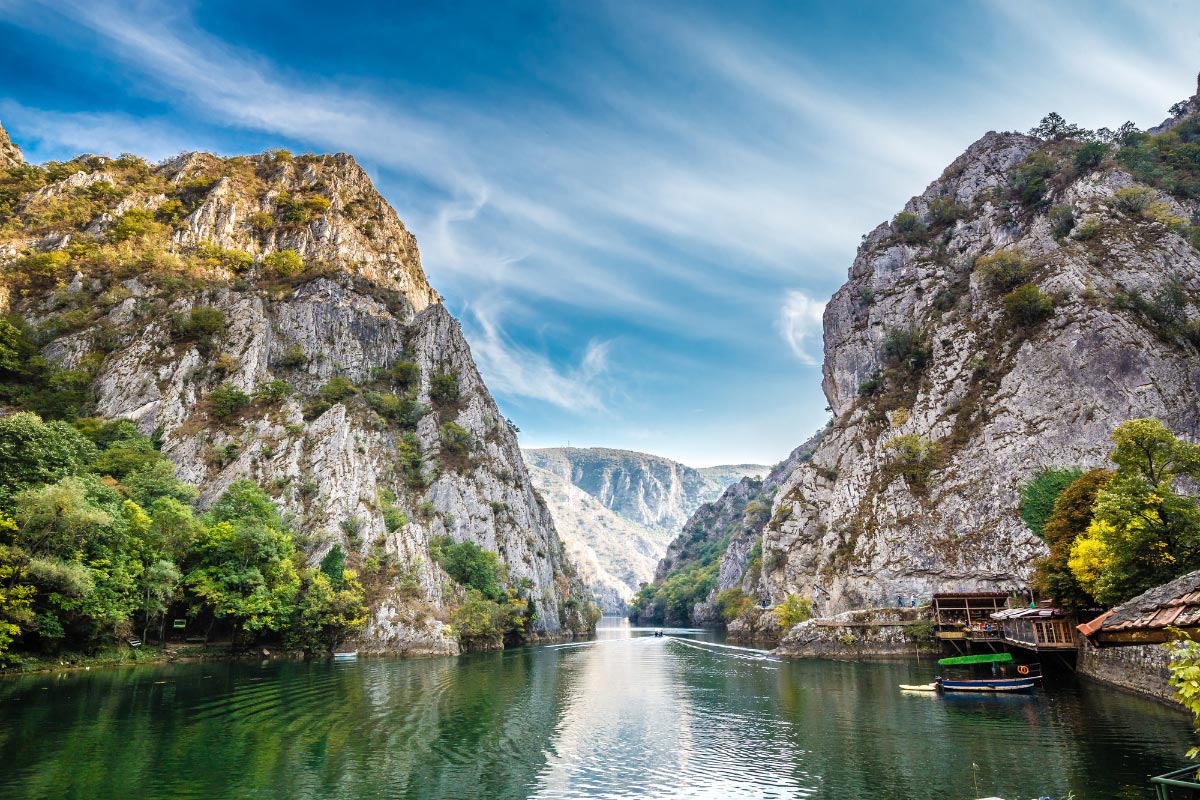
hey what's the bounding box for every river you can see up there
[0,618,1192,799]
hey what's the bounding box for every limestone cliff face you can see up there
[752,96,1200,613]
[0,121,21,169]
[523,447,765,612]
[0,125,592,653]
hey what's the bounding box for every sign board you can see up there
[173,619,187,629]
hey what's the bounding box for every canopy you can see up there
[937,652,1013,666]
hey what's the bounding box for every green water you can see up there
[0,619,1193,799]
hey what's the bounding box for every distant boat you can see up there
[332,651,358,661]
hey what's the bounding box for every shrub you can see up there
[891,212,927,243]
[248,211,274,233]
[210,383,250,419]
[1113,185,1156,215]
[432,537,502,600]
[1011,151,1059,208]
[928,197,967,225]
[1002,284,1055,325]
[714,588,753,623]
[429,373,460,405]
[276,344,307,369]
[318,376,357,404]
[170,306,225,342]
[364,391,424,427]
[1073,219,1102,240]
[774,594,813,629]
[15,251,71,283]
[253,379,291,404]
[263,249,304,278]
[108,209,164,243]
[439,422,473,462]
[880,327,931,372]
[974,250,1030,293]
[1047,204,1075,238]
[883,434,940,487]
[857,371,884,397]
[383,508,408,532]
[1073,141,1108,171]
[384,360,419,388]
[156,198,187,226]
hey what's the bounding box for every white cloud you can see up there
[778,290,826,366]
[463,298,612,413]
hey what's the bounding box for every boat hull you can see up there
[939,677,1039,693]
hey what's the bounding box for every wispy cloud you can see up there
[462,298,612,413]
[778,290,825,366]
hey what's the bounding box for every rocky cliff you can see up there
[0,125,595,653]
[523,447,765,612]
[692,78,1200,619]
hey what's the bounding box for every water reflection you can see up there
[0,616,1193,799]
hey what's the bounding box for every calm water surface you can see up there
[0,617,1193,799]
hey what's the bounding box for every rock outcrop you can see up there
[700,80,1200,619]
[523,447,765,612]
[0,121,22,169]
[0,125,594,653]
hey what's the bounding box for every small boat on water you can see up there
[900,652,1041,693]
[332,651,358,661]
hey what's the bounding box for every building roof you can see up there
[992,607,1069,620]
[932,591,1009,600]
[1079,569,1200,639]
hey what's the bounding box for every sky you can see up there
[1,1,1199,466]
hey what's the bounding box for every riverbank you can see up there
[772,607,938,660]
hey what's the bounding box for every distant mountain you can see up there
[523,447,766,611]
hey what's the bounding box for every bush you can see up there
[1002,284,1055,325]
[1047,204,1075,238]
[1073,141,1108,171]
[276,344,307,369]
[432,537,502,600]
[318,376,357,404]
[439,422,473,464]
[891,212,927,243]
[857,371,884,397]
[253,379,291,404]
[1073,219,1101,240]
[170,306,225,341]
[210,383,250,419]
[108,209,164,243]
[16,250,71,283]
[714,588,753,623]
[928,197,967,225]
[364,391,423,427]
[883,434,940,487]
[263,249,303,278]
[880,327,931,372]
[429,373,460,405]
[384,360,419,388]
[248,211,274,233]
[1113,185,1156,215]
[1011,151,1059,208]
[774,594,813,629]
[974,250,1030,293]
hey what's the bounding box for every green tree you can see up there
[263,249,303,277]
[429,373,460,405]
[287,567,367,652]
[1018,467,1083,539]
[774,594,813,629]
[1032,469,1112,609]
[0,412,96,507]
[319,544,346,584]
[1068,419,1200,605]
[434,537,502,600]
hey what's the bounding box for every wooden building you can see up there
[931,592,1008,645]
[991,606,1077,651]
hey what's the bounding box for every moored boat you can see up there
[933,652,1041,693]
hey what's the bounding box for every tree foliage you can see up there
[1032,469,1112,609]
[1018,467,1084,540]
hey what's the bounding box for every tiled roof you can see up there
[992,607,1069,620]
[1086,569,1200,633]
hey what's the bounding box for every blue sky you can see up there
[1,1,1198,466]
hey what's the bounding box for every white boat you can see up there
[332,651,358,661]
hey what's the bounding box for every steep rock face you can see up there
[523,447,765,611]
[753,100,1200,613]
[0,121,21,169]
[0,127,592,652]
[644,430,823,624]
[525,463,663,613]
